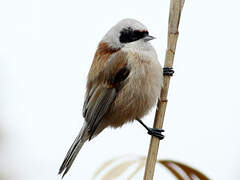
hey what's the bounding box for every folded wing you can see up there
[83,51,130,139]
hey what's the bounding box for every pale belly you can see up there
[103,57,163,128]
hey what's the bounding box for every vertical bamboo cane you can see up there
[143,0,184,179]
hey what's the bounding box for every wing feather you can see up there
[86,87,116,139]
[82,51,130,139]
[59,48,130,177]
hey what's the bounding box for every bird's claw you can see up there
[147,128,165,140]
[163,67,174,76]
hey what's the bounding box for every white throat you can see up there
[122,40,158,61]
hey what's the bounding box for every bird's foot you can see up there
[147,128,165,140]
[136,118,165,140]
[163,67,174,76]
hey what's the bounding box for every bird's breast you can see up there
[104,51,163,128]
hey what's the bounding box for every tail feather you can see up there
[59,123,88,178]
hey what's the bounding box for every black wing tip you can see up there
[58,156,73,178]
[61,171,67,179]
[88,135,92,141]
[88,127,96,141]
[58,162,67,178]
[58,168,67,179]
[58,161,66,175]
[58,169,63,175]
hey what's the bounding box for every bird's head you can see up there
[102,18,155,49]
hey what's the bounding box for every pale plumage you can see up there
[59,18,163,177]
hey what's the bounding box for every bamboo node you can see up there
[160,99,168,102]
[168,49,175,55]
[169,31,179,35]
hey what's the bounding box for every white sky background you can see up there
[0,0,240,179]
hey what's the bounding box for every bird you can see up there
[58,18,174,178]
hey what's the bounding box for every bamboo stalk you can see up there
[143,0,185,179]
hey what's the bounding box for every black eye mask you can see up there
[119,27,149,43]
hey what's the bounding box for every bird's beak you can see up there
[144,35,156,42]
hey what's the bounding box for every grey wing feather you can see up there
[85,87,116,140]
[82,84,97,117]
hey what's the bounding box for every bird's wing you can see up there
[59,49,128,178]
[86,87,116,139]
[83,51,130,139]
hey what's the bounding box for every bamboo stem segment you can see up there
[143,0,184,179]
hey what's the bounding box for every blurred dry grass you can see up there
[92,156,210,180]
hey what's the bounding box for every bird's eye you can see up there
[119,27,148,43]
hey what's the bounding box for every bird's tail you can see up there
[58,123,88,178]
